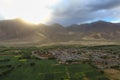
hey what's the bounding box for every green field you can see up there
[0,59,106,80]
[0,45,118,80]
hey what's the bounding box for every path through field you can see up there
[65,66,71,79]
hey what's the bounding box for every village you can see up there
[0,46,120,80]
[32,48,120,70]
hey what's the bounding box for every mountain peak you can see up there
[93,20,110,24]
[13,18,26,22]
[51,23,63,27]
[14,18,23,21]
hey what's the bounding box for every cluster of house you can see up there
[90,52,120,69]
[32,51,53,59]
[51,51,80,64]
[32,48,120,69]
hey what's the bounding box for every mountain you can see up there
[0,19,49,44]
[67,20,120,40]
[0,19,120,45]
[0,19,33,40]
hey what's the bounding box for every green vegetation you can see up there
[0,60,106,80]
[0,45,119,80]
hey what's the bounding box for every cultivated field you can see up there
[0,45,119,80]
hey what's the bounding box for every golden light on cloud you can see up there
[0,0,60,24]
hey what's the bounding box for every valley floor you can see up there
[0,45,119,80]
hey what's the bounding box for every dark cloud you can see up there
[49,0,120,25]
[89,0,120,11]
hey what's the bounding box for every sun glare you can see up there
[0,0,60,24]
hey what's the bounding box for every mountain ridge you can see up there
[0,19,120,45]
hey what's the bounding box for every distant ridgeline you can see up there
[0,19,120,45]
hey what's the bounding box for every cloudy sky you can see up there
[0,0,120,25]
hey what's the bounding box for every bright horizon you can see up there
[0,0,60,24]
